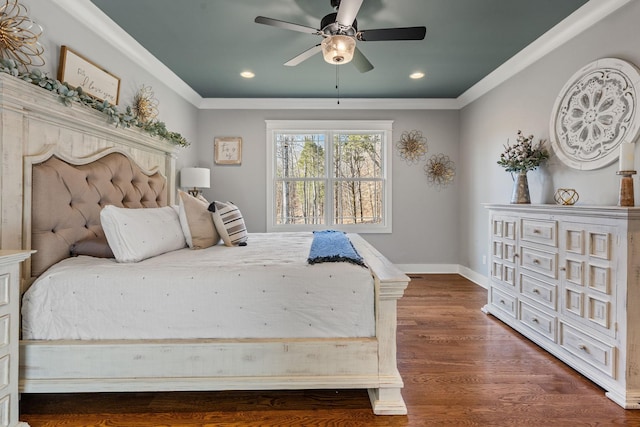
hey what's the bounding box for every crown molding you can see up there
[457,0,635,108]
[56,0,632,111]
[50,0,202,107]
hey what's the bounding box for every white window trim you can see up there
[266,119,393,233]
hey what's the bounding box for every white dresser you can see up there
[0,251,32,427]
[483,204,640,408]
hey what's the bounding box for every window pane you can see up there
[333,180,383,225]
[276,133,325,178]
[334,133,382,179]
[275,180,326,225]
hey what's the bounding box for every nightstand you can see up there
[0,251,33,427]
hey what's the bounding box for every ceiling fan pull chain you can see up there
[336,65,340,104]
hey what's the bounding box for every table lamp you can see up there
[181,167,210,197]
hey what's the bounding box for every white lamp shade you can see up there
[181,167,210,189]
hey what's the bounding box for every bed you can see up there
[0,74,410,415]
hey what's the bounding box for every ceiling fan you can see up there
[255,0,426,73]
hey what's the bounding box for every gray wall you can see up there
[459,1,640,276]
[27,0,462,267]
[27,0,199,169]
[32,0,638,272]
[196,109,460,265]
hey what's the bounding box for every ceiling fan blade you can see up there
[352,47,374,73]
[255,16,319,34]
[358,26,427,41]
[284,44,322,66]
[335,0,363,27]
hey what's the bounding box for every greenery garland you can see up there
[0,58,189,147]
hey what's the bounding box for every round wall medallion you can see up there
[549,58,640,170]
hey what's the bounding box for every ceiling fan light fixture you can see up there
[321,34,355,65]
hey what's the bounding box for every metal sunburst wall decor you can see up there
[425,153,455,188]
[133,85,159,123]
[397,130,427,164]
[0,0,44,69]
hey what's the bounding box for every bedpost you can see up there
[369,278,408,415]
[347,234,410,415]
[166,151,177,206]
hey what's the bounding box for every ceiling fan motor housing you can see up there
[321,12,357,36]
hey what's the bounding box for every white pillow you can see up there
[100,205,186,262]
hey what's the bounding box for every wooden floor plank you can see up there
[19,274,640,426]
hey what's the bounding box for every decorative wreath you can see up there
[425,153,455,188]
[396,130,427,164]
[0,0,44,70]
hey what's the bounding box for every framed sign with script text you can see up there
[214,137,242,165]
[58,46,121,104]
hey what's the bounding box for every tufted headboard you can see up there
[29,150,168,277]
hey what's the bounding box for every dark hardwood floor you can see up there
[20,274,640,426]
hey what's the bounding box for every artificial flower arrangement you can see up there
[497,130,549,173]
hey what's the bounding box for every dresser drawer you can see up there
[520,246,557,278]
[0,275,8,309]
[490,287,516,317]
[0,316,8,351]
[0,394,8,427]
[560,322,615,377]
[521,219,557,247]
[492,218,517,240]
[520,274,556,310]
[519,301,556,342]
[0,355,8,392]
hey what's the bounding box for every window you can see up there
[266,120,392,233]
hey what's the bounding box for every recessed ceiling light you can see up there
[240,71,255,79]
[410,72,425,79]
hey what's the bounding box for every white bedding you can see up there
[22,233,375,340]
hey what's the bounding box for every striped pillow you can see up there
[208,201,248,246]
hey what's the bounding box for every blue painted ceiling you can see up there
[90,0,590,99]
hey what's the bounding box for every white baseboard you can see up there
[396,264,488,289]
[457,266,488,289]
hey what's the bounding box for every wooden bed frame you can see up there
[0,75,410,415]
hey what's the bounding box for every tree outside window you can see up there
[267,120,392,233]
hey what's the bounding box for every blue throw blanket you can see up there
[307,230,366,267]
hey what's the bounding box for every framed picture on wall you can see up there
[214,137,242,165]
[57,46,121,104]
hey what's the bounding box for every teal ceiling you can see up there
[90,0,589,99]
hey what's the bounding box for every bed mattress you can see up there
[21,233,375,340]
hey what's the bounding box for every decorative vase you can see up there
[511,171,531,204]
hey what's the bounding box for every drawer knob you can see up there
[533,288,540,294]
[533,229,541,234]
[532,259,540,265]
[559,267,566,271]
[499,299,506,305]
[532,318,539,323]
[578,344,588,352]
